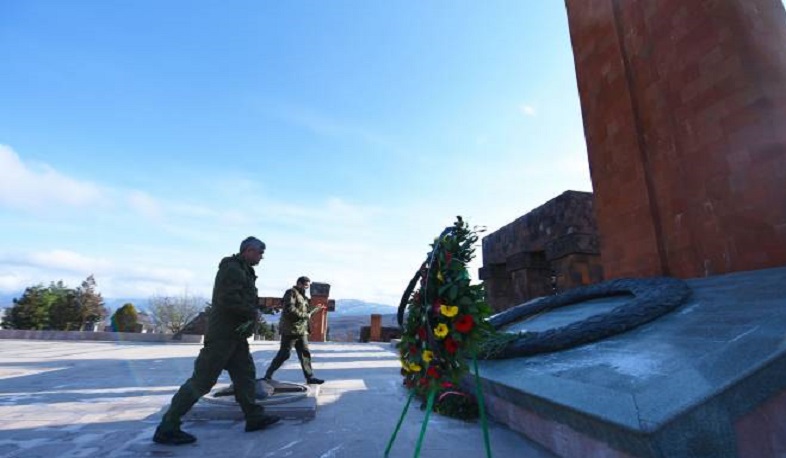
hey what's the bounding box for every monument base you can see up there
[185,379,319,421]
[468,266,786,458]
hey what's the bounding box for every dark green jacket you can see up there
[206,255,259,342]
[278,286,313,336]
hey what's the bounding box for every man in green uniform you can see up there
[153,236,281,445]
[263,276,325,385]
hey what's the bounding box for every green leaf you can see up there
[448,285,458,302]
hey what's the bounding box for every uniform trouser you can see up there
[160,338,264,430]
[264,333,314,380]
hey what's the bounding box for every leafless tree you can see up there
[148,292,207,334]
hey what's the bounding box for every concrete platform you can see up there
[0,339,555,458]
[470,266,786,457]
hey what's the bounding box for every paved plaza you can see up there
[0,339,554,458]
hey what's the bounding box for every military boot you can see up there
[245,414,281,432]
[153,425,197,445]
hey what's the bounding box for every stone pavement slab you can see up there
[0,339,555,458]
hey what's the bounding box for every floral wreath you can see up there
[396,216,493,419]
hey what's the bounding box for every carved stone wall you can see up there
[480,190,603,312]
[566,0,786,279]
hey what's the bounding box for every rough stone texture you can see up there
[565,0,786,280]
[480,190,603,312]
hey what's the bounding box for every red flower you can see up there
[444,251,452,265]
[455,315,474,333]
[444,337,458,354]
[427,367,440,378]
[409,345,417,355]
[441,381,454,389]
[417,327,427,340]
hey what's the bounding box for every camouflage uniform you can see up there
[158,255,267,432]
[264,286,316,380]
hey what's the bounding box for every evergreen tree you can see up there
[49,290,82,330]
[2,278,108,331]
[111,303,139,332]
[3,282,70,330]
[3,285,48,329]
[75,275,107,330]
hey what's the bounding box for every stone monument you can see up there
[471,1,786,457]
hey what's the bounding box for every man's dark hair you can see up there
[239,236,265,253]
[297,276,311,285]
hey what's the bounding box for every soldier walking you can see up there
[263,276,325,385]
[153,236,280,445]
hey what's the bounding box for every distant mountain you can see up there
[333,299,398,316]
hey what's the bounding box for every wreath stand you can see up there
[384,353,492,458]
[387,217,494,457]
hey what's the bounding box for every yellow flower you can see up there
[437,270,444,282]
[434,323,449,339]
[422,350,434,363]
[440,304,459,317]
[409,363,422,372]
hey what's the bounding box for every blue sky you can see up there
[0,1,592,306]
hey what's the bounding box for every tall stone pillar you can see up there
[309,282,330,342]
[566,0,786,279]
[369,314,382,342]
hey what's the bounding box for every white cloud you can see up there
[0,145,105,211]
[0,143,553,305]
[2,249,112,276]
[0,145,222,229]
[0,247,206,298]
[127,190,163,221]
[0,273,28,292]
[519,104,537,117]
